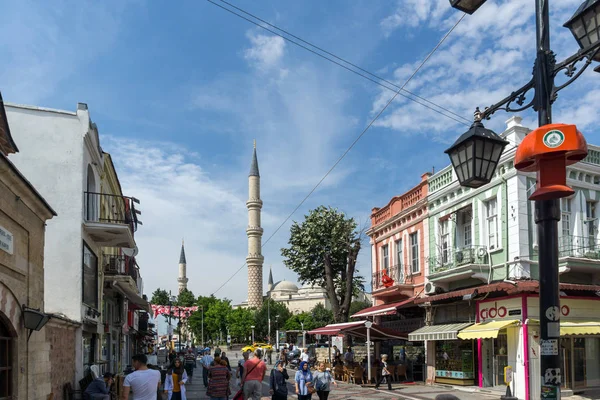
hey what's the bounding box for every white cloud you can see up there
[244,32,286,70]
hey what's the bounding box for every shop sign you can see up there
[540,339,558,356]
[504,366,513,384]
[526,297,599,321]
[0,225,13,255]
[541,385,559,399]
[478,298,522,321]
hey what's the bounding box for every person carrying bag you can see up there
[269,361,289,400]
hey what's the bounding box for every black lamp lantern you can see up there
[449,0,488,14]
[22,306,50,340]
[564,0,600,61]
[445,120,508,189]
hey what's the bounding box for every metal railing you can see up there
[559,235,600,259]
[428,245,488,274]
[372,264,407,290]
[103,254,138,283]
[84,191,140,233]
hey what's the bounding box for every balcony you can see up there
[559,235,600,260]
[83,192,140,248]
[104,254,150,312]
[372,264,415,297]
[427,245,490,283]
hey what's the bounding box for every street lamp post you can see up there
[168,292,173,361]
[251,325,255,344]
[200,305,204,349]
[300,321,306,349]
[365,321,373,384]
[268,299,271,344]
[447,1,600,399]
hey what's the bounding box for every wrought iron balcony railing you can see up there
[103,254,138,283]
[84,191,140,233]
[372,264,407,290]
[428,245,489,274]
[559,235,600,259]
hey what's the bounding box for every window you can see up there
[82,242,99,309]
[464,224,472,247]
[587,201,597,249]
[440,220,450,264]
[485,198,498,250]
[381,245,389,273]
[410,232,419,273]
[395,239,403,267]
[0,320,12,400]
[561,198,572,248]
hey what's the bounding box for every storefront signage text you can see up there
[0,225,13,255]
[480,302,509,320]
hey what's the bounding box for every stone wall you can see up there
[47,322,77,399]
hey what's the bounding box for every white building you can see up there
[6,102,149,389]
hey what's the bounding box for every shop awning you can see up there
[342,323,407,341]
[307,321,364,335]
[112,279,151,313]
[529,320,600,336]
[408,322,473,341]
[307,321,407,341]
[457,320,520,340]
[560,322,600,336]
[351,297,415,318]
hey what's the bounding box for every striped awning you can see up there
[408,322,473,341]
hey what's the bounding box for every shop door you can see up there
[494,333,508,387]
[0,318,14,400]
[561,338,573,390]
[573,338,586,390]
[481,339,494,387]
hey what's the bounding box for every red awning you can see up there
[307,321,407,341]
[342,324,408,341]
[307,321,364,335]
[351,297,415,318]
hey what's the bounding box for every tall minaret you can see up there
[178,240,188,293]
[246,140,264,308]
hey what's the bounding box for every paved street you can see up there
[181,357,502,400]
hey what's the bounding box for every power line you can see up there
[206,0,471,127]
[210,12,466,297]
[218,0,472,125]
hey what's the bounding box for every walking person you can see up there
[313,362,337,400]
[164,359,188,400]
[374,354,392,391]
[84,372,114,400]
[207,354,231,400]
[236,351,249,387]
[201,349,215,388]
[184,349,196,384]
[221,351,232,371]
[242,349,267,400]
[294,361,314,400]
[269,361,289,400]
[121,354,162,400]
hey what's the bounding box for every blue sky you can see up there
[2,0,600,303]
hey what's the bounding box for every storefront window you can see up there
[435,341,474,380]
[83,333,96,368]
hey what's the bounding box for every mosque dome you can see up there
[271,280,299,292]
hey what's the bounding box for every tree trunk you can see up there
[324,253,343,322]
[339,240,360,322]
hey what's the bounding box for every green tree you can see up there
[349,300,372,321]
[150,288,170,305]
[281,206,364,322]
[254,299,291,343]
[284,312,315,331]
[227,307,255,343]
[310,303,334,328]
[177,289,196,307]
[188,295,233,345]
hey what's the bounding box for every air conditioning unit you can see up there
[425,282,446,295]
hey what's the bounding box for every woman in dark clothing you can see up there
[221,352,232,371]
[269,361,289,400]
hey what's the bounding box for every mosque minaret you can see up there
[246,141,264,308]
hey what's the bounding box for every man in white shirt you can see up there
[301,348,310,363]
[121,354,161,400]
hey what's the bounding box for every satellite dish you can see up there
[122,246,139,257]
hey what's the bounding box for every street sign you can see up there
[504,366,513,385]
